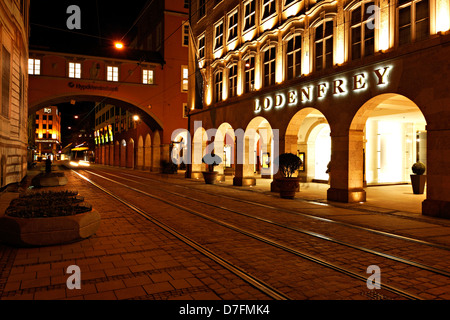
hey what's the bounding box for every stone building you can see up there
[0,0,29,189]
[187,0,450,218]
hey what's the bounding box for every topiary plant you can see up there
[202,153,222,172]
[278,153,303,178]
[412,162,426,175]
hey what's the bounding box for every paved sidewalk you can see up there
[0,167,268,300]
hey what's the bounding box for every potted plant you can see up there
[410,161,426,194]
[277,153,303,199]
[202,153,222,184]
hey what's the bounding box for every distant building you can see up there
[34,106,61,161]
[0,0,30,188]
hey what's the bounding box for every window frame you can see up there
[228,9,239,43]
[28,58,41,75]
[214,70,224,103]
[181,65,189,92]
[285,33,303,80]
[243,0,256,32]
[214,19,224,51]
[262,46,277,87]
[228,64,238,98]
[349,1,376,60]
[68,62,81,79]
[244,55,256,93]
[397,0,430,46]
[107,66,119,82]
[142,69,154,84]
[314,19,334,71]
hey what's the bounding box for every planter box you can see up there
[0,209,101,247]
[410,174,426,194]
[277,177,301,199]
[202,171,219,184]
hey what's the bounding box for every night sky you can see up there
[29,0,149,50]
[29,1,149,148]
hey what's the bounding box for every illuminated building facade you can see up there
[0,0,29,189]
[34,106,62,160]
[187,0,450,217]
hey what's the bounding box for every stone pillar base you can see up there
[233,177,256,186]
[422,199,450,219]
[327,188,366,203]
[217,174,225,182]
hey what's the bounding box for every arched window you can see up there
[398,0,430,45]
[228,64,238,98]
[214,71,223,102]
[286,34,302,79]
[314,20,334,71]
[263,46,276,87]
[350,1,375,60]
[244,56,256,93]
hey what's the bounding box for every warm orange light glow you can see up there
[133,115,140,121]
[114,42,124,50]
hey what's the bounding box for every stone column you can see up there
[422,128,450,218]
[327,129,366,203]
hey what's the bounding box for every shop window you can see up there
[315,20,334,71]
[263,47,276,87]
[350,2,375,60]
[228,64,238,98]
[214,71,223,102]
[398,0,429,45]
[286,34,302,80]
[244,56,256,93]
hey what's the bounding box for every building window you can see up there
[244,0,256,31]
[198,35,205,59]
[244,56,256,93]
[28,58,41,75]
[228,64,238,98]
[228,10,238,42]
[262,0,276,20]
[214,71,223,102]
[315,20,334,71]
[182,21,189,47]
[107,66,119,82]
[68,62,81,78]
[398,0,429,45]
[350,2,375,60]
[263,47,276,87]
[199,0,206,19]
[286,34,302,80]
[143,69,154,84]
[2,46,11,119]
[182,66,189,91]
[214,20,224,50]
[183,103,189,118]
[184,0,189,8]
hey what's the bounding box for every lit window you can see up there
[182,21,189,47]
[107,66,119,82]
[214,71,223,102]
[214,20,224,50]
[183,103,189,118]
[350,2,375,60]
[244,56,255,93]
[262,0,276,20]
[182,66,189,91]
[143,69,154,84]
[228,65,238,98]
[244,0,256,31]
[263,47,276,87]
[68,62,81,78]
[228,10,238,42]
[198,35,205,59]
[28,58,41,75]
[398,0,429,46]
[315,20,334,71]
[286,34,302,80]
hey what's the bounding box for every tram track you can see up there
[71,168,450,300]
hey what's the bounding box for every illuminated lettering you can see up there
[263,97,273,111]
[374,67,390,85]
[317,83,327,99]
[254,99,261,113]
[288,90,298,106]
[274,94,286,109]
[301,87,311,102]
[353,73,366,90]
[333,79,346,94]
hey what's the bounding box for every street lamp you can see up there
[133,115,140,122]
[114,41,124,50]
